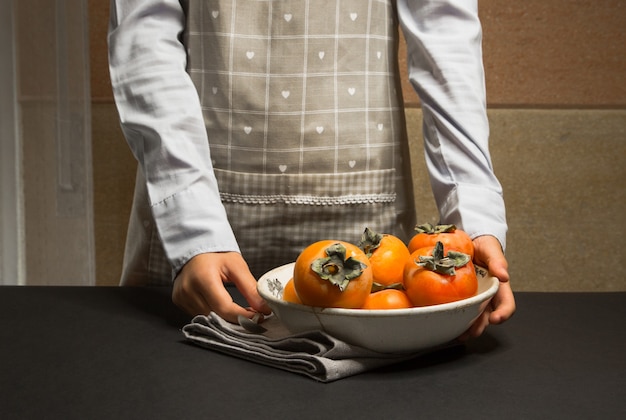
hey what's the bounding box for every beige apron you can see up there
[122,0,416,284]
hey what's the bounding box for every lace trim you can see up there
[220,192,396,206]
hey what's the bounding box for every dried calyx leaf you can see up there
[311,243,367,291]
[417,241,471,276]
[414,223,457,234]
[371,282,404,293]
[357,227,383,257]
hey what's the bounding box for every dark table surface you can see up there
[1,286,624,419]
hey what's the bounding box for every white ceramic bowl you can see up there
[257,262,499,354]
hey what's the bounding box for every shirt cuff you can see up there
[438,183,508,251]
[150,181,240,275]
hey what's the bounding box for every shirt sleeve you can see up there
[397,0,508,250]
[108,0,240,275]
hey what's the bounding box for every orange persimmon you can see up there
[282,278,302,304]
[293,240,373,309]
[403,241,477,307]
[408,223,474,258]
[361,289,412,310]
[358,227,411,288]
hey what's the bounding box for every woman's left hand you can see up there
[460,235,516,340]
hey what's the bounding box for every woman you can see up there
[108,0,515,336]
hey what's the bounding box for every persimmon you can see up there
[358,227,411,288]
[403,241,477,307]
[361,289,412,310]
[282,278,302,304]
[408,223,474,258]
[293,240,373,309]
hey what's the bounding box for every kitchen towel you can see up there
[182,313,427,382]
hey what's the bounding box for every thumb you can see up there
[473,235,510,283]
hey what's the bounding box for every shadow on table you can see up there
[371,332,505,376]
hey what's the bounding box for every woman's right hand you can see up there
[172,252,271,323]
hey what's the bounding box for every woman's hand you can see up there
[172,252,271,323]
[460,235,516,340]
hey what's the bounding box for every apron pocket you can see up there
[214,168,398,277]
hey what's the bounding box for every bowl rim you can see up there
[257,262,500,317]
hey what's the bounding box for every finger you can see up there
[472,306,491,337]
[488,259,510,284]
[172,276,209,315]
[173,265,258,323]
[229,271,272,315]
[218,254,272,315]
[459,307,491,341]
[473,235,510,283]
[488,282,516,325]
[195,273,260,323]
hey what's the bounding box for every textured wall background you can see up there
[87,1,625,290]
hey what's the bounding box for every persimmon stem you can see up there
[414,223,457,234]
[358,227,382,257]
[417,241,470,276]
[311,243,367,291]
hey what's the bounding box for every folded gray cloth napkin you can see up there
[182,313,426,382]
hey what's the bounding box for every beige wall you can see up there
[88,1,626,290]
